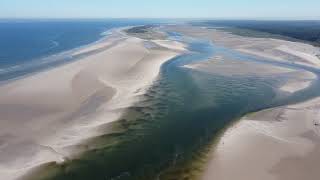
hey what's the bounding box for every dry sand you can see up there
[151,40,187,51]
[184,55,295,76]
[202,96,320,180]
[0,29,185,179]
[280,79,314,93]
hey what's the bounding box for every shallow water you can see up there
[26,31,320,180]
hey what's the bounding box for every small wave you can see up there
[50,40,60,49]
[0,26,133,81]
[101,30,112,36]
[40,40,60,52]
[0,49,72,78]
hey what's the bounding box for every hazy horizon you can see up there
[1,0,320,20]
[1,17,319,21]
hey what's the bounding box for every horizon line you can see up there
[0,17,320,21]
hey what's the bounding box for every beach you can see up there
[0,27,185,179]
[170,25,320,180]
[202,96,320,180]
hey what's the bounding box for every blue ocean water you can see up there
[0,19,161,80]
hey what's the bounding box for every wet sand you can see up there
[0,28,185,179]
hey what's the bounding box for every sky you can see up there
[1,0,320,19]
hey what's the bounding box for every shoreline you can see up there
[191,62,320,180]
[0,27,186,180]
[201,90,320,180]
[0,27,127,85]
[165,25,320,180]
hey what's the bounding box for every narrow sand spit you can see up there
[0,29,185,179]
[184,55,316,91]
[279,78,314,93]
[151,40,187,51]
[184,55,295,76]
[167,25,320,69]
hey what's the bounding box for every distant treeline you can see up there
[125,25,155,34]
[193,20,320,46]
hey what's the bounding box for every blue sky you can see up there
[1,0,320,19]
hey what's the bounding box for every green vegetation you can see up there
[125,25,166,40]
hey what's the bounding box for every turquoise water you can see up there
[28,32,320,180]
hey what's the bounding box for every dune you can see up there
[0,29,185,180]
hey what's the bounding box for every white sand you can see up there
[202,97,320,180]
[0,29,185,180]
[152,40,186,51]
[184,55,296,77]
[279,80,313,93]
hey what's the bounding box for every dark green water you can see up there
[27,33,320,180]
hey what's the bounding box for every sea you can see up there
[0,19,163,81]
